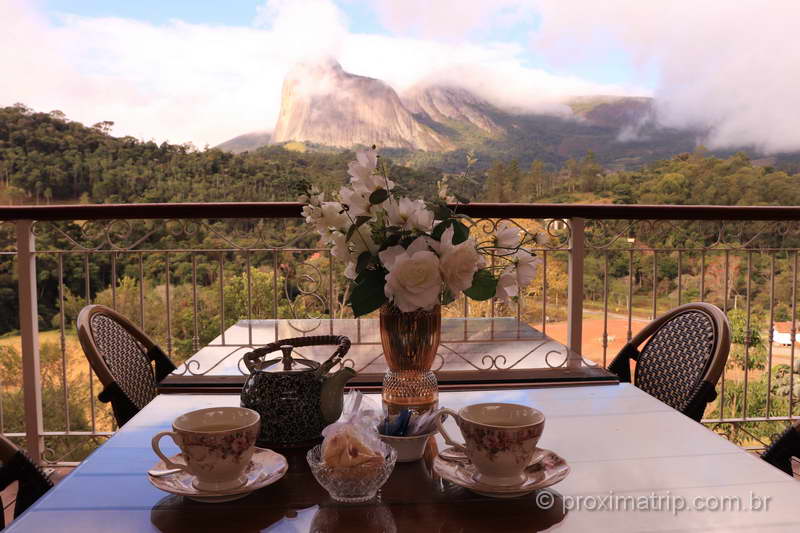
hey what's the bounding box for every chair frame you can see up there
[0,434,53,528]
[76,305,175,426]
[762,420,800,476]
[608,302,731,422]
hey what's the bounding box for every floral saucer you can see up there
[147,447,288,503]
[433,447,569,498]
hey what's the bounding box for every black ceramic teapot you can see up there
[240,335,356,446]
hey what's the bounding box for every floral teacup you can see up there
[436,403,544,486]
[151,407,260,491]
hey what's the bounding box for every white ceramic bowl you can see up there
[380,433,433,463]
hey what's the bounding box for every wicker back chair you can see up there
[762,421,800,476]
[77,305,176,427]
[0,434,52,528]
[608,302,730,422]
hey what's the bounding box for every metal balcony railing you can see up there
[2,202,800,463]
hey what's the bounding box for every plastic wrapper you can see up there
[321,390,387,468]
[379,408,441,436]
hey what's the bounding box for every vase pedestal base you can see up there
[381,369,438,416]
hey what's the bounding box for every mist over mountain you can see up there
[219,60,796,171]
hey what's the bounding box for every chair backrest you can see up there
[631,303,730,414]
[76,305,159,411]
[0,435,52,528]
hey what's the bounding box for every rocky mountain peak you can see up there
[403,84,503,136]
[271,60,452,151]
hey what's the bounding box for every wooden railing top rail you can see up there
[2,202,800,221]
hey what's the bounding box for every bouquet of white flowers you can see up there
[300,148,542,317]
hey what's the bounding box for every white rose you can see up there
[386,197,434,232]
[380,237,442,312]
[437,226,483,294]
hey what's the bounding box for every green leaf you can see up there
[431,220,469,244]
[349,268,387,316]
[431,220,450,241]
[369,188,389,204]
[452,221,470,244]
[345,215,372,242]
[463,270,497,301]
[434,202,451,220]
[355,251,372,275]
[380,233,401,251]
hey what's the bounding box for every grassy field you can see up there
[0,329,89,383]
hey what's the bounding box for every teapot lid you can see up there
[243,336,351,376]
[254,345,320,373]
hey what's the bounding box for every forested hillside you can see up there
[4,104,800,209]
[0,104,387,204]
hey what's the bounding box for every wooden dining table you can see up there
[8,384,800,532]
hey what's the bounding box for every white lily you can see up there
[495,250,539,303]
[309,202,348,242]
[331,226,377,280]
[494,222,520,249]
[348,148,394,193]
[339,185,376,218]
[385,197,434,232]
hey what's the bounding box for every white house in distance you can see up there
[772,322,800,346]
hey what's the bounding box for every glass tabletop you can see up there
[163,318,616,389]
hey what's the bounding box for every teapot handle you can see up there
[242,336,351,374]
[317,336,352,375]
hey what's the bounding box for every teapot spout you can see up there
[320,367,357,424]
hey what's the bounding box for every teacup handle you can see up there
[151,431,188,472]
[435,408,467,453]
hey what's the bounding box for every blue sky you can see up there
[42,0,265,27]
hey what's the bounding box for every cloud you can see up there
[530,1,800,153]
[50,14,288,147]
[363,0,800,153]
[0,0,86,111]
[0,0,638,147]
[1,0,346,147]
[254,0,348,62]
